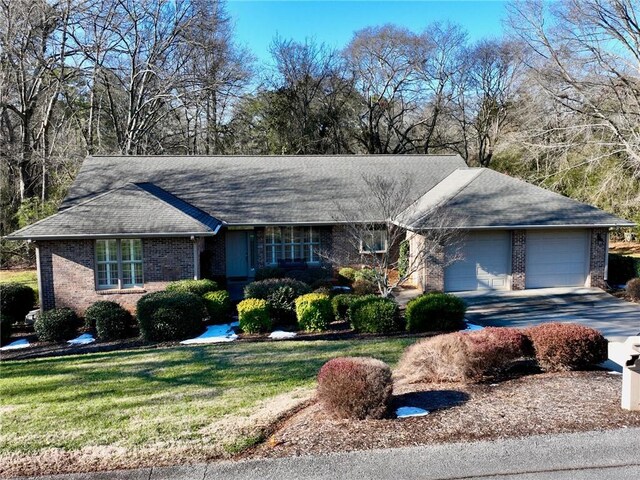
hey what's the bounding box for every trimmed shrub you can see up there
[0,282,35,323]
[338,267,357,283]
[405,293,467,333]
[255,266,284,281]
[352,278,378,296]
[165,279,218,296]
[317,356,393,420]
[203,290,232,322]
[285,266,332,285]
[349,296,400,334]
[354,268,377,283]
[237,298,271,333]
[295,293,333,332]
[136,291,206,341]
[627,278,640,301]
[608,253,640,286]
[1,314,12,345]
[525,323,608,372]
[395,327,531,384]
[84,301,131,341]
[34,308,78,342]
[244,278,311,300]
[332,293,358,319]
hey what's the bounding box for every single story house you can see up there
[6,154,633,314]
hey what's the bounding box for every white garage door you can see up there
[526,230,589,289]
[444,231,511,292]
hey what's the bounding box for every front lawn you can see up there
[0,338,414,477]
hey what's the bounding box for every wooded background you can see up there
[2,0,639,265]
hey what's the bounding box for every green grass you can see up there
[0,269,38,301]
[0,338,413,461]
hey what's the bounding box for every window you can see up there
[360,227,388,253]
[265,227,321,265]
[96,239,143,289]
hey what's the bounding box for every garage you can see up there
[525,229,589,288]
[444,231,511,292]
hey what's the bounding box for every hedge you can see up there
[34,308,78,342]
[295,293,333,332]
[237,298,271,333]
[165,279,219,296]
[349,296,400,334]
[405,292,467,333]
[84,301,131,341]
[203,290,232,323]
[136,291,206,341]
[0,282,35,322]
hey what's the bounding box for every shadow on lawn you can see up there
[393,390,470,412]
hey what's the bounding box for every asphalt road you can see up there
[22,427,640,480]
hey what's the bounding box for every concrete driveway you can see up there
[456,287,640,340]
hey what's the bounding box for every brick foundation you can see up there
[38,237,195,315]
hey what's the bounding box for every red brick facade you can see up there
[37,238,195,314]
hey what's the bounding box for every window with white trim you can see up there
[96,239,143,289]
[265,227,321,264]
[360,227,388,253]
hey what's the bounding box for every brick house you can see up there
[6,154,633,314]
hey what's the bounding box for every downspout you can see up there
[191,236,200,280]
[32,240,44,313]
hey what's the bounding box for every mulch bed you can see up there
[246,371,640,460]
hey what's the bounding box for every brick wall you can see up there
[588,228,608,289]
[511,230,526,290]
[37,237,195,315]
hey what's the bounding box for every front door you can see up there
[225,230,255,278]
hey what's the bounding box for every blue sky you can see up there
[226,1,509,63]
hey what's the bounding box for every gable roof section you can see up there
[7,183,222,240]
[61,155,468,225]
[396,168,634,230]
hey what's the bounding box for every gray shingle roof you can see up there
[7,183,222,239]
[61,155,468,225]
[396,168,634,230]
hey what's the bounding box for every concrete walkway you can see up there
[19,428,640,480]
[456,287,640,340]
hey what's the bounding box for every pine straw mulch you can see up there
[246,371,640,460]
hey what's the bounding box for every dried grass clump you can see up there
[626,277,640,301]
[317,357,392,420]
[396,327,531,384]
[525,322,607,372]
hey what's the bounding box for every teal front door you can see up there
[225,230,256,278]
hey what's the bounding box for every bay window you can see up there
[265,227,320,265]
[96,239,143,289]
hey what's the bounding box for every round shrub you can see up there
[395,327,531,384]
[332,293,357,319]
[203,290,232,323]
[352,279,378,296]
[525,322,608,372]
[405,293,467,333]
[237,298,271,333]
[317,356,393,420]
[285,267,332,286]
[136,291,206,341]
[627,277,640,301]
[34,308,78,342]
[349,296,400,334]
[295,293,333,332]
[244,278,311,300]
[338,267,357,283]
[165,279,219,296]
[0,282,35,323]
[1,313,13,345]
[354,268,377,283]
[254,266,284,281]
[84,301,131,341]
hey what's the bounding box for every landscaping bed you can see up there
[248,370,640,460]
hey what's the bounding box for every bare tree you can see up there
[325,174,465,297]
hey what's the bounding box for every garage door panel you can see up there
[445,231,511,292]
[526,230,588,289]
